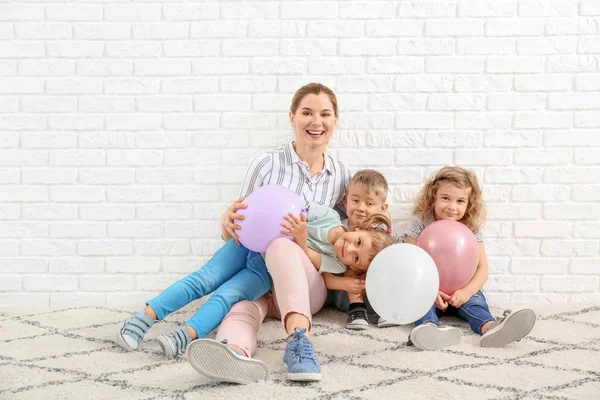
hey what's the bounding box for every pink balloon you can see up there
[417,220,480,294]
[236,185,306,252]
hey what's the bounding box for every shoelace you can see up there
[349,309,368,322]
[288,328,317,365]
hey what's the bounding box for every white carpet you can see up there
[1,303,599,399]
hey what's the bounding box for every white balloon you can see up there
[366,243,439,325]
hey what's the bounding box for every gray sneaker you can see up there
[480,308,536,348]
[409,323,462,351]
[346,307,369,330]
[187,339,269,385]
[377,316,400,328]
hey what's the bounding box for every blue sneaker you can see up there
[283,327,322,381]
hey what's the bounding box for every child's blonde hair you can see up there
[349,169,389,202]
[356,213,395,265]
[413,166,486,232]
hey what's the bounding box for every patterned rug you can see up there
[1,303,599,399]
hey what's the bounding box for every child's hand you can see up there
[344,276,365,295]
[449,289,470,308]
[280,212,308,247]
[435,291,450,312]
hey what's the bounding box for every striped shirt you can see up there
[239,142,351,210]
[404,211,484,243]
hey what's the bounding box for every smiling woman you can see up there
[187,83,353,385]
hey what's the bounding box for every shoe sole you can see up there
[157,335,175,359]
[287,371,323,382]
[410,325,461,351]
[377,322,400,328]
[115,322,137,352]
[187,339,269,385]
[481,309,536,348]
[346,322,369,330]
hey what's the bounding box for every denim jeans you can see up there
[414,291,495,335]
[328,289,375,314]
[147,239,271,338]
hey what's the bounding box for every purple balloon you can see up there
[236,185,307,252]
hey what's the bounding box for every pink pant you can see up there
[215,238,327,357]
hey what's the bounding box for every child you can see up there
[287,170,399,330]
[405,166,536,350]
[116,191,392,360]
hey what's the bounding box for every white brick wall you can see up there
[1,0,599,307]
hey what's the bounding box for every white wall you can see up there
[1,0,599,307]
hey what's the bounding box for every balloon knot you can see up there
[386,227,392,234]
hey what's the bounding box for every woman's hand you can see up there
[220,196,247,244]
[449,288,471,308]
[435,291,450,312]
[280,212,308,247]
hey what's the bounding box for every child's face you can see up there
[333,231,373,272]
[433,182,470,222]
[345,184,388,227]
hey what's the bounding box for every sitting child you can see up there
[405,166,536,350]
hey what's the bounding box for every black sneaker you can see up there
[346,307,369,330]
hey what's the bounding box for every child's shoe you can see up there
[116,310,155,351]
[157,324,192,359]
[187,339,269,384]
[409,323,461,351]
[346,307,369,330]
[283,327,322,381]
[480,308,536,348]
[376,315,400,328]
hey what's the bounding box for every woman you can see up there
[186,82,351,384]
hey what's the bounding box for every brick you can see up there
[0,150,47,166]
[457,38,514,55]
[0,293,48,307]
[397,39,453,55]
[485,276,540,292]
[163,4,218,20]
[572,185,600,201]
[517,37,577,54]
[0,5,43,20]
[223,2,280,19]
[576,74,600,91]
[163,77,219,93]
[485,18,545,36]
[49,114,104,131]
[51,186,104,202]
[46,78,102,94]
[543,166,600,183]
[280,39,337,56]
[163,41,220,57]
[107,187,162,202]
[78,96,135,112]
[426,20,483,36]
[0,98,18,114]
[106,42,161,58]
[423,131,482,147]
[367,58,424,73]
[106,114,162,130]
[546,18,599,35]
[485,239,541,256]
[570,294,600,303]
[484,222,512,238]
[79,169,134,185]
[339,113,394,130]
[455,150,512,165]
[22,133,76,149]
[428,94,485,110]
[191,58,248,75]
[77,59,133,77]
[485,167,541,184]
[0,186,47,202]
[166,221,221,238]
[309,21,364,37]
[21,97,77,112]
[104,5,161,21]
[78,240,133,256]
[134,239,190,256]
[570,259,600,275]
[515,112,573,129]
[22,204,77,220]
[135,59,191,76]
[0,204,19,220]
[486,131,542,148]
[108,258,161,273]
[581,1,600,15]
[458,2,517,16]
[511,293,569,304]
[19,60,74,76]
[574,222,600,238]
[107,292,160,306]
[191,21,247,38]
[515,149,571,165]
[394,149,453,165]
[542,276,598,293]
[252,58,306,75]
[105,78,159,94]
[45,5,102,21]
[47,41,103,58]
[0,258,47,273]
[514,75,573,91]
[515,222,571,238]
[74,23,130,39]
[50,150,105,166]
[50,223,105,238]
[0,275,21,291]
[369,95,427,111]
[397,2,456,18]
[21,240,76,256]
[513,184,569,201]
[337,149,394,167]
[78,132,135,150]
[164,186,220,202]
[163,114,219,130]
[277,76,335,93]
[339,2,394,18]
[132,23,187,39]
[427,57,484,73]
[486,56,545,73]
[0,222,47,237]
[107,150,162,166]
[575,111,600,127]
[0,78,43,94]
[79,205,134,220]
[79,275,135,291]
[22,168,77,184]
[549,93,600,110]
[135,133,190,148]
[546,203,600,220]
[579,37,600,54]
[365,131,425,148]
[135,204,193,220]
[108,222,162,238]
[396,113,453,129]
[488,94,546,110]
[248,21,305,37]
[396,76,453,92]
[487,203,541,219]
[541,240,598,256]
[547,56,598,73]
[519,1,579,17]
[0,169,19,183]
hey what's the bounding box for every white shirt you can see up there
[239,142,351,210]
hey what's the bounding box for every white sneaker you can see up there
[481,308,536,348]
[409,323,461,351]
[346,308,369,330]
[186,339,269,385]
[377,316,400,328]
